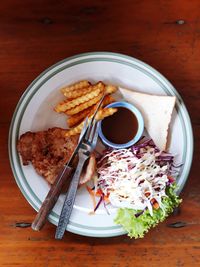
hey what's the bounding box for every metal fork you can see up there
[55,119,99,239]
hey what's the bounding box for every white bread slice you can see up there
[119,88,176,151]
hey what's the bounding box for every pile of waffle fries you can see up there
[55,80,118,136]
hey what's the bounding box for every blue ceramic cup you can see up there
[98,101,144,149]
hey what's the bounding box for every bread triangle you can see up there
[119,88,176,151]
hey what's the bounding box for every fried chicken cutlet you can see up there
[17,127,79,184]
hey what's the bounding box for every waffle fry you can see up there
[64,83,117,99]
[55,82,104,113]
[67,95,116,127]
[63,85,93,99]
[65,92,104,115]
[97,94,115,109]
[67,107,92,127]
[54,100,66,113]
[65,108,118,137]
[87,94,116,118]
[64,84,118,115]
[95,107,118,120]
[60,80,90,94]
[105,84,118,94]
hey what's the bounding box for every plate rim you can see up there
[8,51,194,237]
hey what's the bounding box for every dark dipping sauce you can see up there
[101,107,138,144]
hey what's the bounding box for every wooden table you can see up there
[1,1,199,266]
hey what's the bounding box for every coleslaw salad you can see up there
[88,139,182,238]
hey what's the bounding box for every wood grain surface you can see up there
[0,0,199,266]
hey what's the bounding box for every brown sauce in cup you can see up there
[101,107,138,144]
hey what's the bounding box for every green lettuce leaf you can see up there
[114,184,182,238]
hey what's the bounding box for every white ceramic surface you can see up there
[9,52,193,237]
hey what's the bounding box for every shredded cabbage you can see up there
[97,139,182,238]
[114,184,181,238]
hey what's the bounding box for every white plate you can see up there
[9,52,193,237]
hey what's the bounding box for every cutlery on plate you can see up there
[55,117,100,239]
[31,123,87,231]
[31,95,105,232]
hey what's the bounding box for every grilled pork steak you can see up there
[17,128,79,184]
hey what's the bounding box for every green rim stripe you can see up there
[9,56,191,231]
[9,57,191,232]
[9,52,193,237]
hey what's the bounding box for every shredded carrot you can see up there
[151,198,159,210]
[153,202,159,210]
[95,189,110,203]
[86,186,97,210]
[95,188,103,197]
[103,193,110,203]
[86,186,110,212]
[103,196,110,203]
